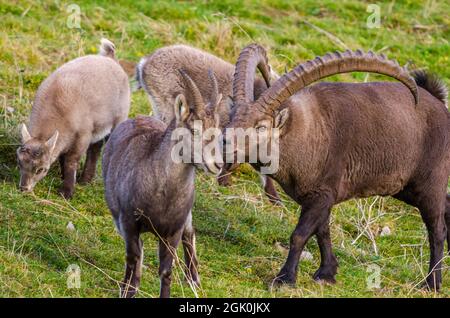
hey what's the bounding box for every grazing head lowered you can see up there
[17,125,58,192]
[223,43,449,292]
[17,38,130,198]
[102,69,224,298]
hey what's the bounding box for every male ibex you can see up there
[103,70,223,298]
[136,45,281,203]
[17,39,130,198]
[223,44,449,291]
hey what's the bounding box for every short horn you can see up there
[179,69,205,114]
[233,44,271,107]
[256,49,419,113]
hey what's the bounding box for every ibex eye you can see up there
[32,150,42,157]
[256,126,267,133]
[35,167,46,174]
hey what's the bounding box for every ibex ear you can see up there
[269,65,280,81]
[174,94,190,123]
[21,124,32,143]
[274,108,289,130]
[45,130,59,154]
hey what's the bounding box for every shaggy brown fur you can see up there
[225,45,450,291]
[103,71,223,298]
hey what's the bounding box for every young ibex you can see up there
[103,70,223,298]
[136,45,281,204]
[223,44,449,291]
[17,38,130,199]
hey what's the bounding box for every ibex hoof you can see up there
[421,279,441,292]
[271,272,296,289]
[58,186,74,199]
[313,267,337,284]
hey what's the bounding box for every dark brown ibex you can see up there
[103,70,223,298]
[17,38,130,199]
[223,44,449,291]
[136,45,281,204]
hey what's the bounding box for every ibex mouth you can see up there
[199,161,222,175]
[19,185,33,193]
[214,162,223,171]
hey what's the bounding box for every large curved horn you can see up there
[179,69,205,114]
[233,44,272,107]
[255,49,419,113]
[208,69,220,109]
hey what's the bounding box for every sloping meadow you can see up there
[0,0,449,297]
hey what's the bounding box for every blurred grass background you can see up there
[0,0,449,297]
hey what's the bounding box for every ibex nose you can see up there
[20,185,32,192]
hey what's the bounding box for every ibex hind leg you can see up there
[419,200,446,292]
[121,231,143,298]
[395,185,446,292]
[79,139,104,184]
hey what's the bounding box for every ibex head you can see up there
[173,69,224,174]
[223,44,419,164]
[17,124,59,192]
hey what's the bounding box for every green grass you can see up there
[0,0,449,298]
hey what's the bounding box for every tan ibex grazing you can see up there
[223,44,449,291]
[136,45,281,204]
[103,70,223,298]
[17,38,130,199]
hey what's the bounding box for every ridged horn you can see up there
[208,69,220,109]
[233,44,271,107]
[179,69,205,114]
[255,49,419,113]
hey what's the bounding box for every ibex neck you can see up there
[156,120,196,182]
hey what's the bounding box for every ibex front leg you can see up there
[313,218,338,284]
[58,137,89,199]
[58,153,80,199]
[273,193,334,287]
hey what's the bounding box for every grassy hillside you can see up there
[0,0,449,297]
